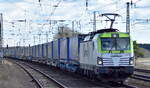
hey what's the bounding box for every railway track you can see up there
[132,73,150,82]
[132,68,150,82]
[11,59,136,88]
[14,61,66,88]
[12,60,104,88]
[135,68,150,74]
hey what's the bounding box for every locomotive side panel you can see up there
[80,41,96,70]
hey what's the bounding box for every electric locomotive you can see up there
[79,13,134,83]
[79,29,134,83]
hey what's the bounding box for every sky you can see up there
[0,0,150,47]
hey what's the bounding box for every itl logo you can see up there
[111,54,122,57]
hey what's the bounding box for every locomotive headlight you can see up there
[129,57,134,65]
[98,60,102,65]
[130,60,133,65]
[112,34,119,38]
[97,57,103,65]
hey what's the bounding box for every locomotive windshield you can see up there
[101,38,130,51]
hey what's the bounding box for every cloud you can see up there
[0,0,23,3]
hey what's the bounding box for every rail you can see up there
[13,61,67,88]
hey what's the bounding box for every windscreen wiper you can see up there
[109,40,116,53]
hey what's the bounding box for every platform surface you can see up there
[0,59,35,88]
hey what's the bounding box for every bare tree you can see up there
[53,25,81,39]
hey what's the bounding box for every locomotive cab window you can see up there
[101,38,130,51]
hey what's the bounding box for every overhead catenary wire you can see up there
[3,0,150,46]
